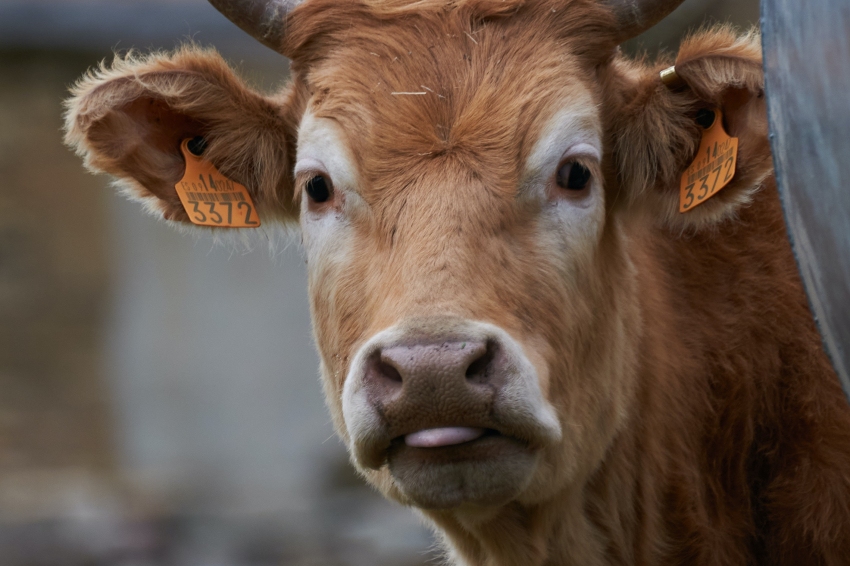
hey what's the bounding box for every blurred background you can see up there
[0,1,758,564]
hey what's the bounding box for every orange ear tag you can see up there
[679,109,739,213]
[174,138,261,227]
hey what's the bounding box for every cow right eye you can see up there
[556,161,591,191]
[305,175,332,203]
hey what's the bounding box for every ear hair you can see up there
[673,27,764,104]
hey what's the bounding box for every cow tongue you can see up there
[404,427,486,448]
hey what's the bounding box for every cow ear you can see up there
[608,28,772,231]
[64,46,297,226]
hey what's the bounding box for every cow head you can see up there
[65,0,771,535]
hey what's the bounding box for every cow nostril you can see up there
[465,341,496,384]
[377,360,403,383]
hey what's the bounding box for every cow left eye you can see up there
[305,175,332,203]
[556,161,591,191]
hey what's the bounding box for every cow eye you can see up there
[556,161,591,191]
[305,175,332,203]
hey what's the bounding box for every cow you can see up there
[63,0,850,564]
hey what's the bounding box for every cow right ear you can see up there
[64,47,298,226]
[606,28,772,232]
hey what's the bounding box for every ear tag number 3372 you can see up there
[175,138,261,228]
[679,109,739,213]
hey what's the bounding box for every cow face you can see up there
[284,1,647,511]
[65,0,770,516]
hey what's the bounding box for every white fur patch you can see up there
[521,107,602,191]
[295,111,360,191]
[521,99,606,284]
[295,112,364,270]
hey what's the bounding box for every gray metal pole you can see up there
[762,0,850,401]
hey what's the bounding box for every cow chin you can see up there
[387,434,539,509]
[341,318,562,510]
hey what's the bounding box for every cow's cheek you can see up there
[505,335,585,502]
[302,221,407,505]
[512,193,641,499]
[516,309,640,505]
[301,213,366,436]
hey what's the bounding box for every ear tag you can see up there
[175,138,261,227]
[679,109,739,213]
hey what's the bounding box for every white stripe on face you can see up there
[295,111,360,191]
[520,89,602,198]
[295,110,365,262]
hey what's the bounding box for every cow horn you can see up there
[206,0,305,51]
[605,0,686,42]
[209,0,684,52]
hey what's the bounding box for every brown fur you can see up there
[64,1,850,564]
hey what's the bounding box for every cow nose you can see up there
[372,339,494,389]
[344,322,562,471]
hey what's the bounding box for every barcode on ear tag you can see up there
[174,139,261,227]
[679,109,739,213]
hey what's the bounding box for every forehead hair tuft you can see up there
[283,0,617,67]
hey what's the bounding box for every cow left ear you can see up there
[64,46,299,227]
[607,28,773,231]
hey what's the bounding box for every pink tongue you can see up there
[405,427,486,448]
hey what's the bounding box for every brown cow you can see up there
[64,1,850,564]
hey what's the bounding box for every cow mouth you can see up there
[386,426,537,509]
[403,426,490,448]
[342,319,563,509]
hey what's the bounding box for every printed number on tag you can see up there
[679,109,739,213]
[174,138,261,228]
